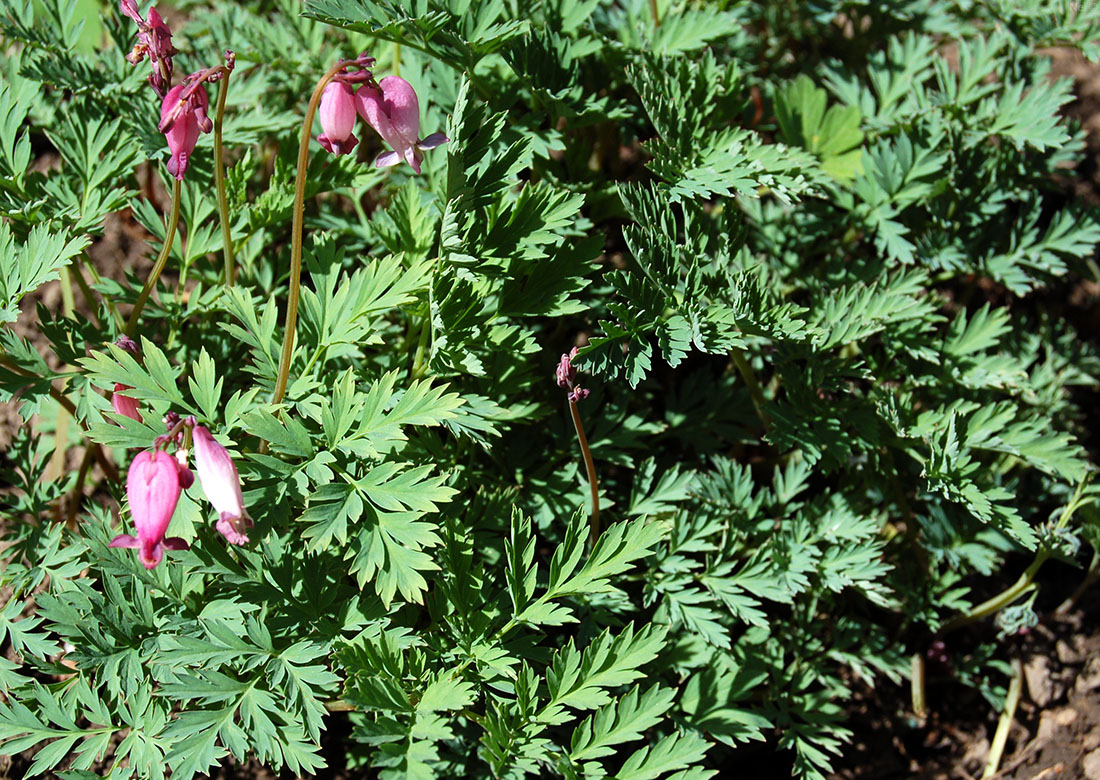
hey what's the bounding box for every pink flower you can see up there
[355,76,448,173]
[317,81,359,155]
[120,0,175,97]
[111,383,143,423]
[192,426,252,545]
[159,83,210,180]
[111,450,188,568]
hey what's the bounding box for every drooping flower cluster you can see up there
[110,414,252,569]
[555,347,590,404]
[120,2,234,180]
[157,65,221,181]
[316,61,448,173]
[119,0,175,97]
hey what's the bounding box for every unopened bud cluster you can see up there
[555,347,590,404]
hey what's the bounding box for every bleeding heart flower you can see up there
[317,81,359,155]
[355,76,448,173]
[111,450,188,568]
[159,83,210,180]
[192,425,252,545]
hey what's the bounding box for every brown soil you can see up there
[830,580,1100,780]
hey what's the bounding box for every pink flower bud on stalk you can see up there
[354,76,448,173]
[111,383,143,423]
[317,81,359,155]
[555,347,590,403]
[191,426,252,545]
[110,450,189,568]
[115,335,140,355]
[556,345,599,544]
[120,0,175,97]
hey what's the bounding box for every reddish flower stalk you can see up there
[556,347,600,545]
[270,54,375,414]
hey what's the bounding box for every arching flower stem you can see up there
[125,177,182,338]
[270,58,363,412]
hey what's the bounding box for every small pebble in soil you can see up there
[1083,747,1100,780]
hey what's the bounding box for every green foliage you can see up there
[2,0,1099,779]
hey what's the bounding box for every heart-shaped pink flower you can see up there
[355,76,448,174]
[111,450,188,568]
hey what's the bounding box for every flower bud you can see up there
[317,81,359,155]
[192,425,252,545]
[111,383,143,423]
[111,450,188,568]
[556,347,589,403]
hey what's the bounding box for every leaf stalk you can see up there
[981,657,1023,779]
[730,347,771,431]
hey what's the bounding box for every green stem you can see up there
[910,653,926,718]
[66,444,94,527]
[569,399,600,546]
[942,553,1047,634]
[300,343,327,379]
[59,267,76,318]
[982,658,1023,779]
[648,0,660,27]
[125,178,182,338]
[730,347,771,431]
[48,278,76,484]
[213,65,235,286]
[68,262,101,329]
[411,314,431,379]
[941,477,1089,634]
[270,61,346,409]
[1056,546,1100,616]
